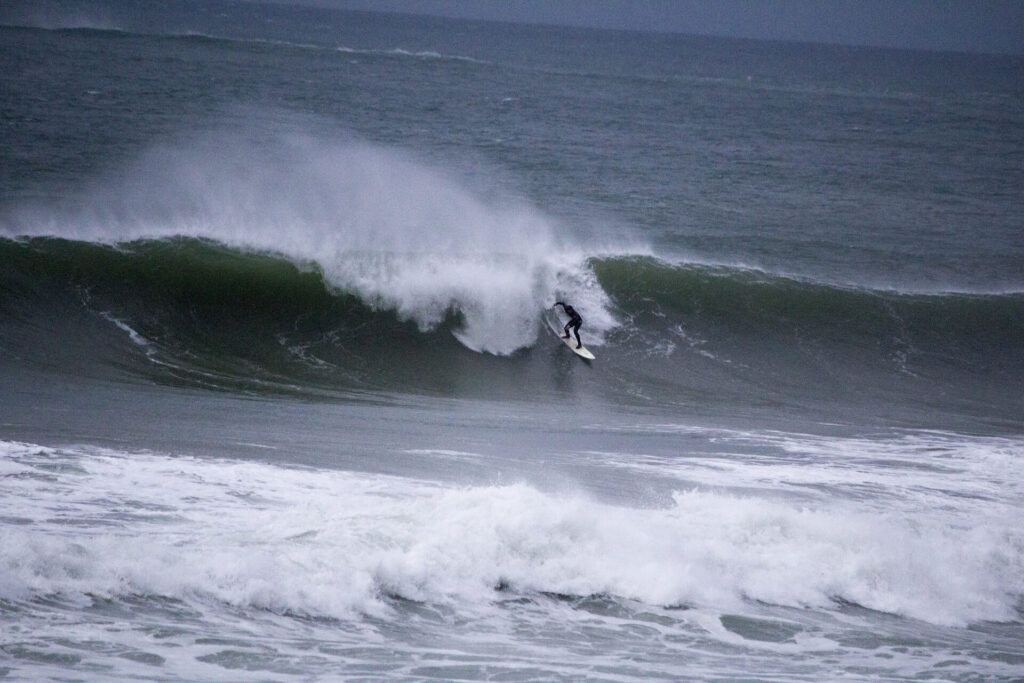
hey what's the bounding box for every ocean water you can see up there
[2,1,1023,680]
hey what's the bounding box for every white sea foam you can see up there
[2,440,1021,628]
[98,311,151,348]
[337,46,489,64]
[1,129,622,355]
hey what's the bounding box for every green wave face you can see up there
[2,237,1022,425]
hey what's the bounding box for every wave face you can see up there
[597,256,1024,426]
[597,255,1024,358]
[3,236,1022,425]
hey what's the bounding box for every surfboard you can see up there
[544,309,596,360]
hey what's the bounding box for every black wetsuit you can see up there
[554,301,583,348]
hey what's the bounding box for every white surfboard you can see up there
[544,309,595,360]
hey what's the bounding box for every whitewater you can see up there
[2,1,1023,680]
[4,130,621,355]
[3,426,1023,679]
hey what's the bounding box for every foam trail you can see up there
[2,129,618,354]
[2,441,1021,627]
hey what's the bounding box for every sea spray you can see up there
[2,128,618,354]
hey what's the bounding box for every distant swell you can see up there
[0,24,489,65]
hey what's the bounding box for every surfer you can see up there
[554,301,583,349]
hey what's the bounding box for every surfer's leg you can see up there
[572,322,582,348]
[562,323,570,339]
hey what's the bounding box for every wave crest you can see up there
[1,130,617,355]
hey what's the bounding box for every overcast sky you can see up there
[285,0,1024,55]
